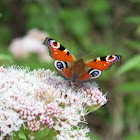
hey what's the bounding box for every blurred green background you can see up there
[0,0,140,140]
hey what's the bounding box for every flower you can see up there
[9,28,52,62]
[0,65,107,140]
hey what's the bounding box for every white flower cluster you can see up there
[9,28,52,62]
[0,66,107,140]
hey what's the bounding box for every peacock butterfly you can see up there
[43,38,122,82]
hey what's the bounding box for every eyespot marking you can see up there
[88,68,93,73]
[56,62,64,69]
[53,41,57,46]
[108,55,113,60]
[90,71,99,77]
[54,60,68,71]
[64,62,68,68]
[115,55,119,61]
[88,69,102,79]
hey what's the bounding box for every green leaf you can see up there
[87,105,100,113]
[12,125,30,140]
[18,127,27,140]
[125,132,140,140]
[33,128,56,140]
[124,39,140,51]
[46,129,57,140]
[116,54,140,75]
[118,80,140,92]
[34,128,50,139]
[125,16,140,24]
[12,131,22,140]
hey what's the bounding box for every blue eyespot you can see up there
[47,39,53,45]
[90,71,99,77]
[115,55,119,61]
[54,60,67,71]
[56,62,64,70]
[88,69,101,78]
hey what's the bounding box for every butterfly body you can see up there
[43,38,122,82]
[67,58,89,81]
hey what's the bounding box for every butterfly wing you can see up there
[76,55,122,82]
[77,69,102,82]
[43,38,76,62]
[86,55,122,71]
[43,38,75,79]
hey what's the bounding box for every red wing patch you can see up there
[62,68,73,79]
[86,55,122,71]
[78,73,90,81]
[44,38,76,62]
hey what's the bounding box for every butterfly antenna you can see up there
[83,48,100,59]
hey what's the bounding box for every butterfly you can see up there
[43,38,122,82]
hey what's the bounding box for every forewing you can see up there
[86,55,122,71]
[43,38,76,62]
